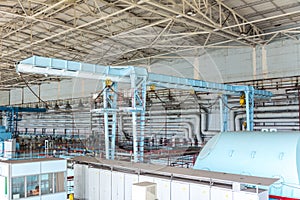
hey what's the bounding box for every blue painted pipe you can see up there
[193,132,300,198]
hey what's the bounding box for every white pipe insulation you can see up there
[120,114,201,141]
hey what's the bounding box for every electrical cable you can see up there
[201,96,221,109]
[154,90,191,108]
[154,92,167,104]
[93,86,108,101]
[220,95,243,110]
[19,73,48,106]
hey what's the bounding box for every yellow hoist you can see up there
[240,93,246,106]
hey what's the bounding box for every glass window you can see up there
[12,177,25,199]
[41,173,53,195]
[27,175,39,196]
[54,172,65,193]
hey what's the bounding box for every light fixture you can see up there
[45,103,49,110]
[78,99,84,108]
[186,10,196,17]
[65,101,72,110]
[54,103,60,110]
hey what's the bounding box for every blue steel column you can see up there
[111,83,118,160]
[222,95,229,132]
[245,87,255,131]
[103,80,118,160]
[103,81,110,159]
[249,87,255,131]
[139,78,147,162]
[130,71,138,162]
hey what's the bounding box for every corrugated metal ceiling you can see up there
[0,0,298,89]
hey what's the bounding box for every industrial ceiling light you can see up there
[78,99,84,108]
[186,10,196,16]
[54,103,60,110]
[45,103,49,110]
[65,101,72,110]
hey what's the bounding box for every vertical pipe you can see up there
[130,71,138,162]
[38,84,41,103]
[252,47,257,80]
[245,90,250,131]
[298,88,300,131]
[103,81,110,159]
[193,53,200,80]
[11,110,14,134]
[262,45,268,79]
[111,83,118,160]
[219,98,223,131]
[249,87,254,131]
[132,112,137,162]
[244,88,255,131]
[222,95,228,132]
[21,87,24,104]
[139,78,147,162]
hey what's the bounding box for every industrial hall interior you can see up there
[0,0,299,200]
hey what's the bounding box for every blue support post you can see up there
[220,95,229,132]
[245,87,255,131]
[249,87,255,131]
[130,70,147,162]
[139,78,147,162]
[130,71,138,162]
[103,81,109,159]
[111,83,118,160]
[103,81,118,160]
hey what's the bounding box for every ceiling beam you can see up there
[0,4,138,59]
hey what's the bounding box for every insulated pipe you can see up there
[147,105,210,136]
[121,119,191,138]
[121,114,201,140]
[233,108,300,131]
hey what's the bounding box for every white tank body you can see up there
[194,132,300,198]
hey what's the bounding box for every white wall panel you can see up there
[139,175,154,182]
[171,181,189,200]
[112,171,125,200]
[24,86,39,103]
[12,162,40,177]
[190,182,210,200]
[88,168,100,200]
[41,160,66,173]
[10,89,22,105]
[74,164,88,199]
[0,176,8,200]
[0,91,9,106]
[0,163,9,176]
[99,170,111,200]
[124,173,138,200]
[211,187,232,200]
[153,178,170,200]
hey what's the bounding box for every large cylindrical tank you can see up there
[193,132,300,198]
